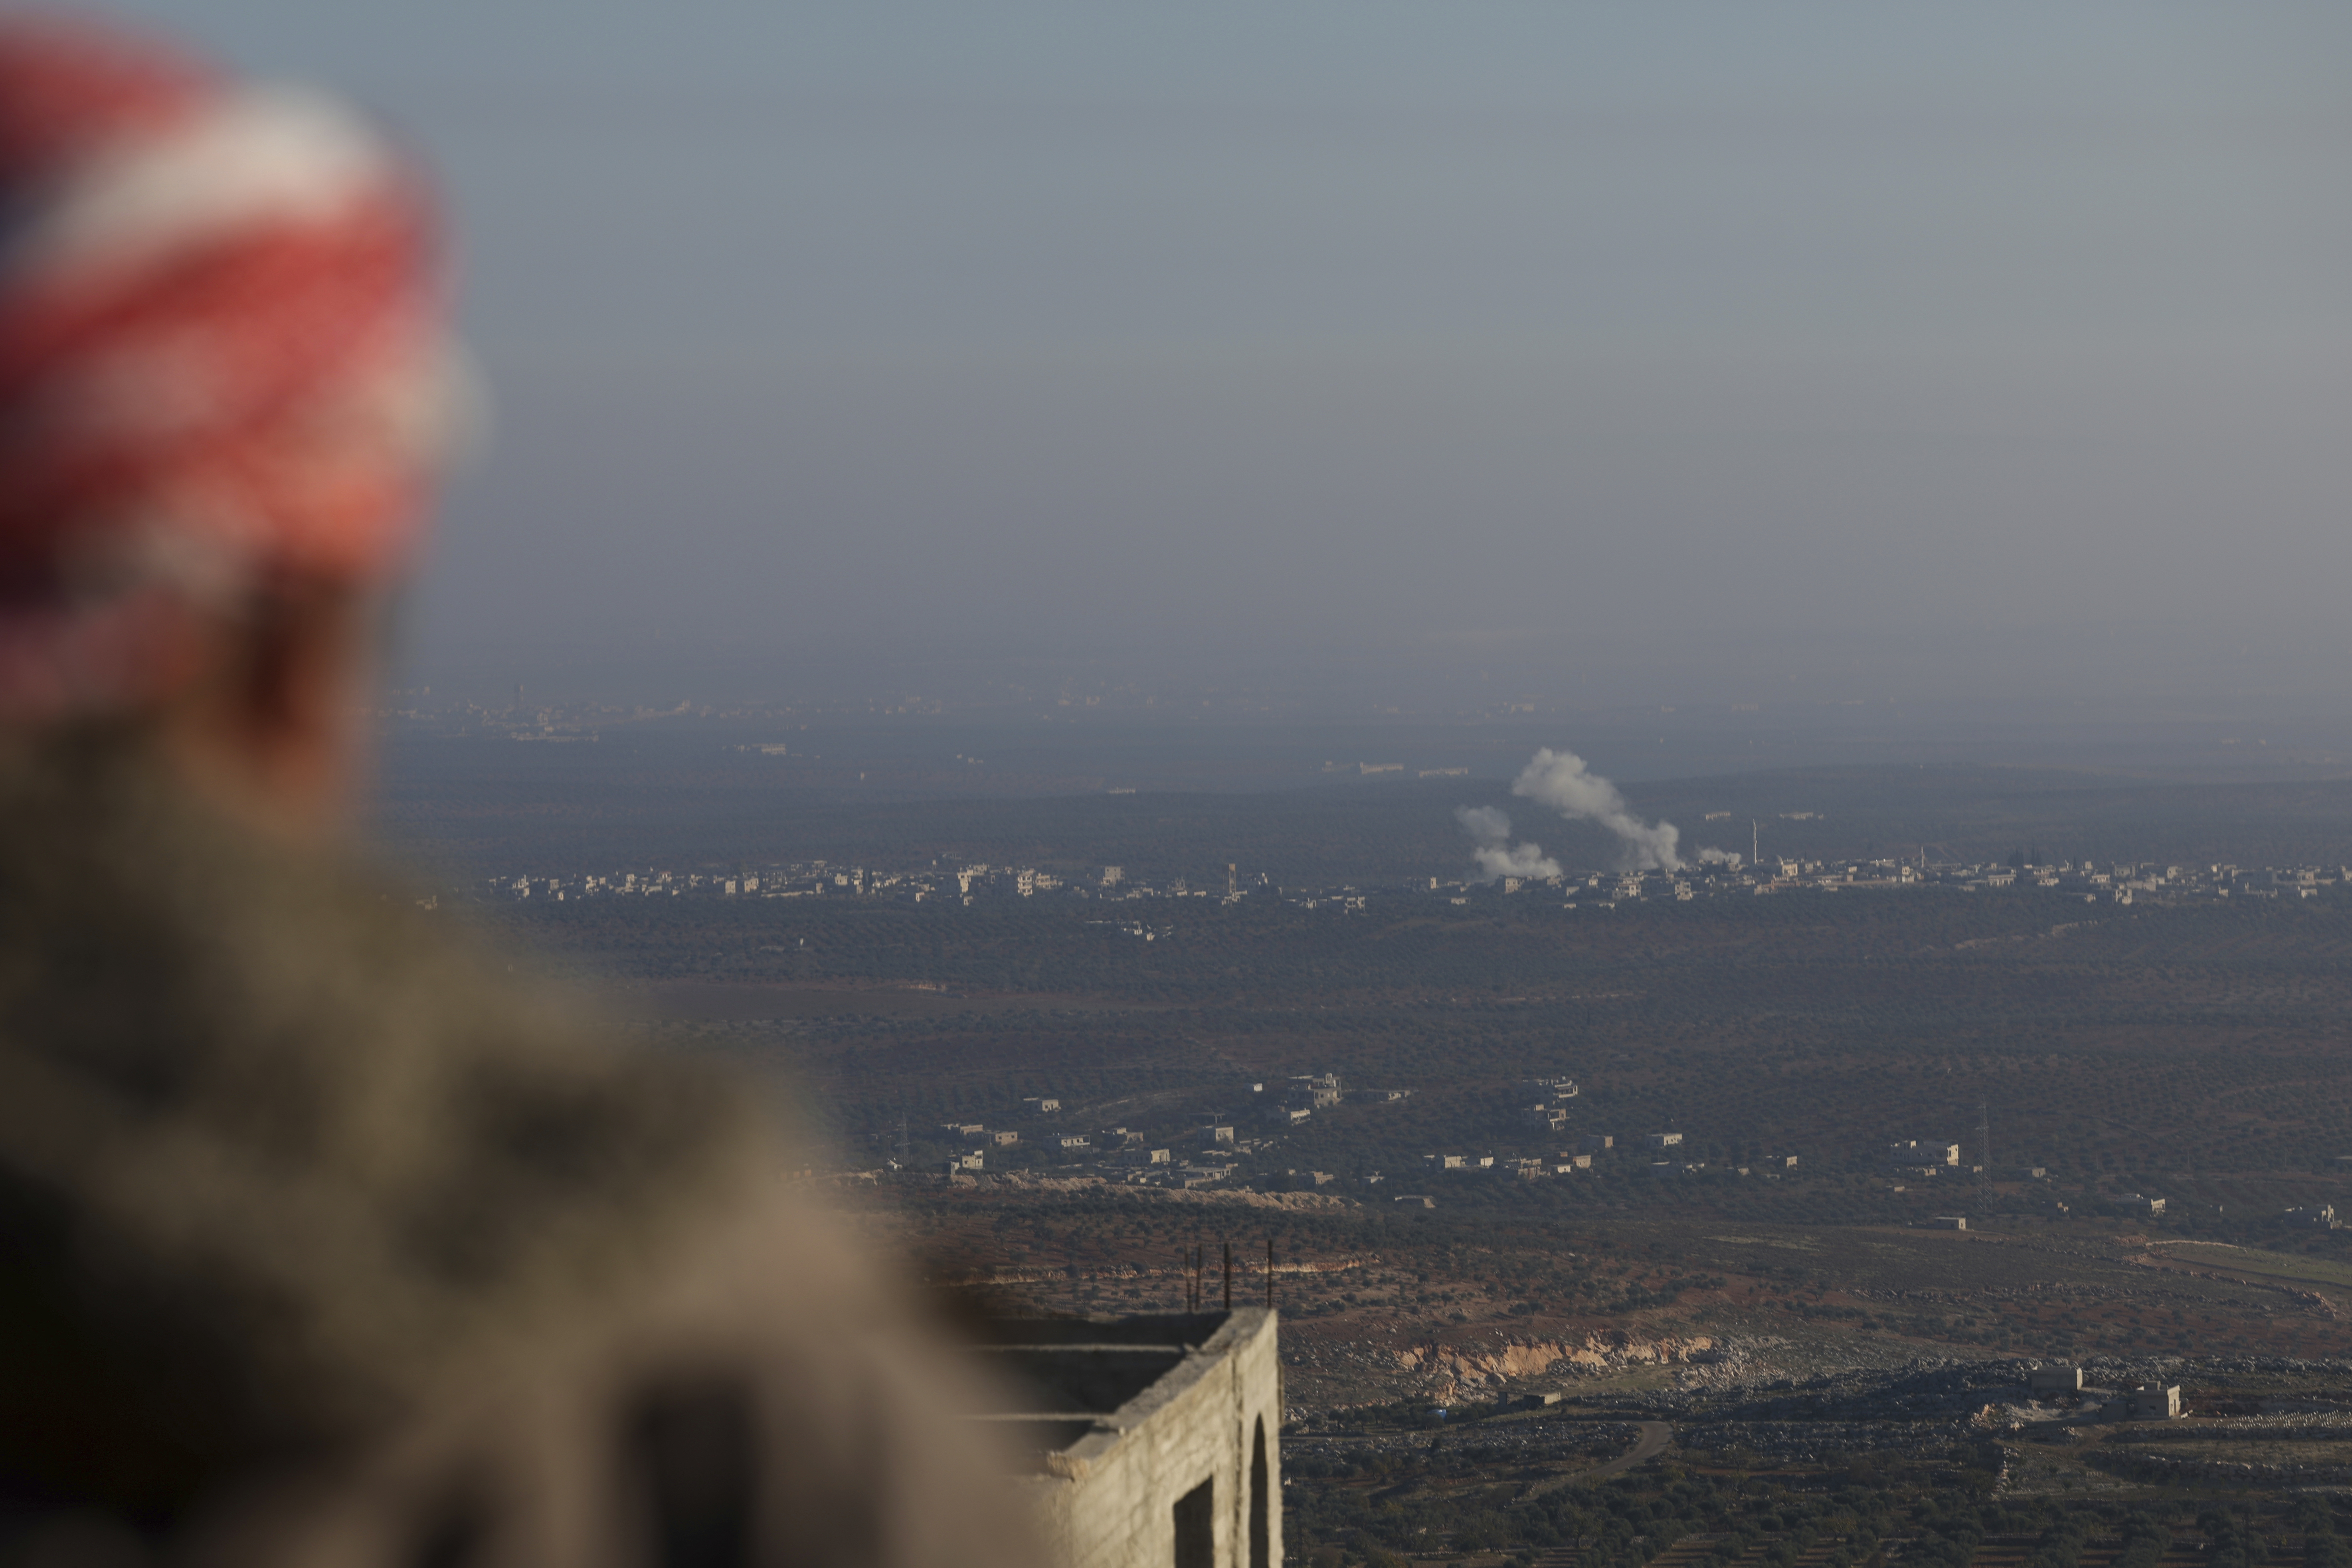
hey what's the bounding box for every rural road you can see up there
[1527,1420,1672,1497]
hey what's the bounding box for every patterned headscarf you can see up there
[0,13,461,714]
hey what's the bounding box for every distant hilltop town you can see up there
[469,855,2344,910]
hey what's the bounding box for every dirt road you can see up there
[1527,1420,1672,1497]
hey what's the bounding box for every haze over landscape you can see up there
[96,0,2352,736]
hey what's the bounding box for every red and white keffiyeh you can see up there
[0,12,461,714]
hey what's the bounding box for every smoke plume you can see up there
[1695,847,1742,869]
[1454,805,1562,882]
[1509,748,1684,871]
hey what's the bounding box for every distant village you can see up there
[471,844,2350,1231]
[905,1071,1894,1200]
[918,1073,1419,1192]
[883,1074,2347,1248]
[469,850,2348,912]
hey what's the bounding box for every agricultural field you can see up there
[1263,1352,2352,1566]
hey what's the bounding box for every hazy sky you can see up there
[85,2,2352,713]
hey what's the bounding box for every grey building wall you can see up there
[999,1311,1282,1568]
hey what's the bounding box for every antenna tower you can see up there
[1978,1101,1992,1179]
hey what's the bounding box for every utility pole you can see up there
[1752,819,1759,868]
[1979,1101,1992,1180]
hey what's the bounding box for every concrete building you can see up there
[2285,1204,2338,1228]
[1645,1132,1683,1149]
[2029,1366,2084,1396]
[977,1311,1282,1568]
[2125,1384,2182,1420]
[1286,1074,1344,1109]
[1929,1215,1968,1230]
[1886,1141,1959,1169]
[1579,1134,1614,1153]
[2109,1192,2166,1216]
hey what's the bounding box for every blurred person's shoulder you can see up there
[0,736,1028,1566]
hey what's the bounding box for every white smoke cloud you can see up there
[1509,748,1684,872]
[1455,805,1510,842]
[1695,847,1742,869]
[1454,805,1563,882]
[1474,841,1564,882]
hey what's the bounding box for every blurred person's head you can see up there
[0,12,460,834]
[0,22,1042,1566]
